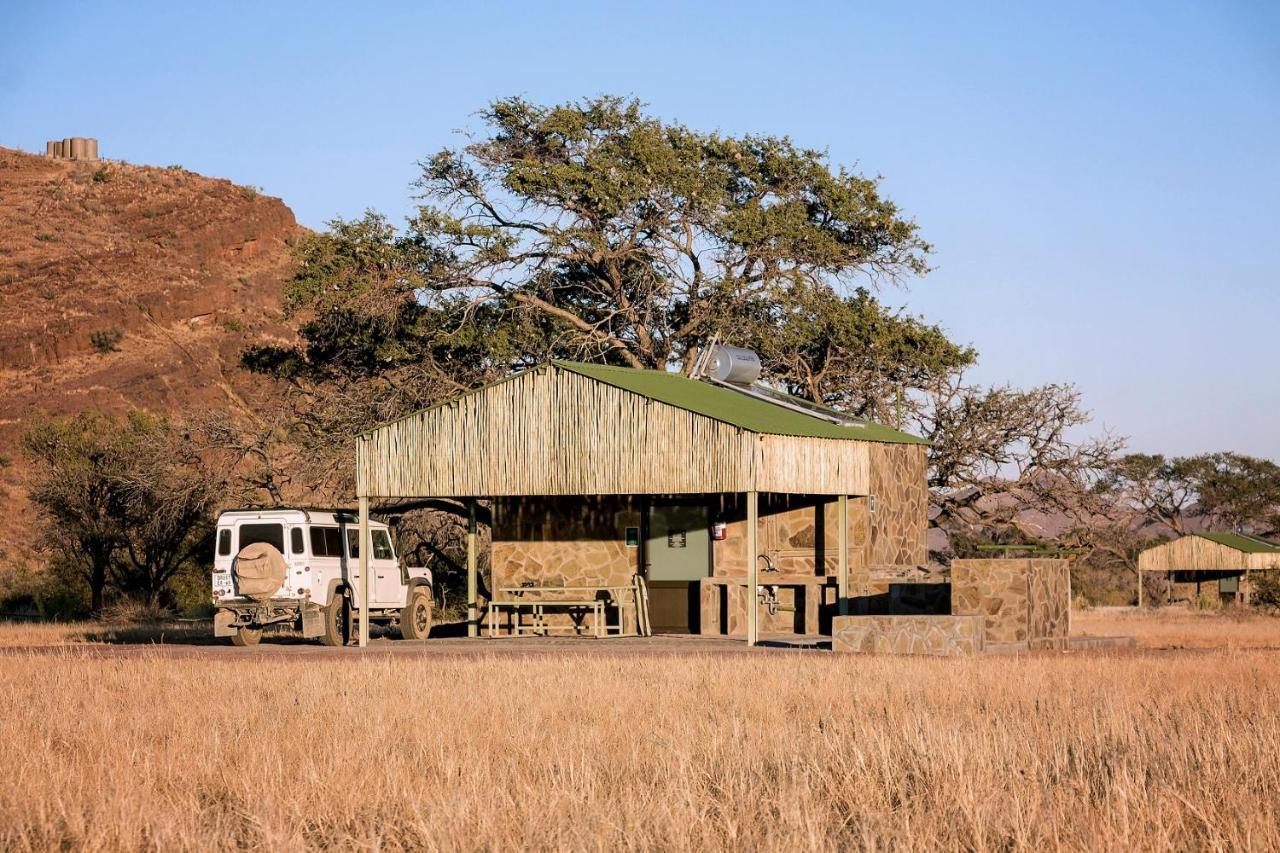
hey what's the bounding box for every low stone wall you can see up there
[831,615,985,656]
[951,558,1070,650]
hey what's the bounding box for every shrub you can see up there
[1253,571,1280,611]
[222,317,244,332]
[89,327,124,353]
[91,168,112,183]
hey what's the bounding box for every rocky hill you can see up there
[0,146,303,569]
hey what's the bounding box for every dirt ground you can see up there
[9,606,1276,660]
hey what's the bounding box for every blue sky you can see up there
[3,1,1277,458]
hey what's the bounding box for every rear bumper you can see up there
[214,598,313,635]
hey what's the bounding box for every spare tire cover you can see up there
[233,542,288,602]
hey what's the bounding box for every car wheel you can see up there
[230,627,262,646]
[400,588,432,640]
[320,591,350,647]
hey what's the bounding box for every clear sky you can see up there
[3,1,1277,459]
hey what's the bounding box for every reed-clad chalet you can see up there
[354,351,931,645]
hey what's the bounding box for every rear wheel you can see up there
[400,588,432,640]
[230,627,262,647]
[320,590,350,647]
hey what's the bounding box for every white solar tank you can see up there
[707,346,762,384]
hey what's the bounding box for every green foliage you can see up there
[742,286,974,421]
[249,96,933,391]
[91,168,112,183]
[89,326,123,353]
[1107,452,1280,536]
[221,317,244,333]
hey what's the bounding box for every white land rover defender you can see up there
[212,508,432,646]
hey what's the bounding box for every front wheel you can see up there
[320,591,350,647]
[400,588,432,640]
[230,627,262,646]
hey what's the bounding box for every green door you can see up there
[646,503,710,633]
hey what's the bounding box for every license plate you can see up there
[212,573,234,597]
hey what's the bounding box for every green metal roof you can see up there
[552,360,927,445]
[1197,532,1280,554]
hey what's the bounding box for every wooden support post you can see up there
[358,495,370,648]
[1137,568,1143,609]
[747,490,758,647]
[837,494,849,617]
[467,498,478,638]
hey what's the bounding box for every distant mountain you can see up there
[0,146,303,569]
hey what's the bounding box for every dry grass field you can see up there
[2,613,1279,851]
[1074,606,1280,650]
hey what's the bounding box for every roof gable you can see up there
[552,361,926,445]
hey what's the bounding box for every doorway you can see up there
[645,502,710,633]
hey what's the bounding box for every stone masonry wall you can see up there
[868,443,928,569]
[951,558,1070,649]
[491,496,641,633]
[831,615,985,656]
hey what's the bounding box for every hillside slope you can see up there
[0,146,303,569]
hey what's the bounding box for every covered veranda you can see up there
[1138,532,1280,607]
[348,361,928,647]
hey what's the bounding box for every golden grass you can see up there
[1074,607,1280,650]
[2,648,1279,851]
[0,620,212,647]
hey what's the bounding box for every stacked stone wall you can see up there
[490,496,640,633]
[951,559,1070,649]
[867,443,928,569]
[831,615,984,656]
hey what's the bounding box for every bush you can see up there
[0,563,88,620]
[89,327,123,353]
[1252,571,1280,611]
[91,168,112,183]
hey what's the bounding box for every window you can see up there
[309,527,344,558]
[290,527,305,554]
[346,529,360,559]
[239,523,283,553]
[371,530,394,560]
[217,529,231,556]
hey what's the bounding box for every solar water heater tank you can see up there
[707,346,762,384]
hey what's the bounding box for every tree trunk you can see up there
[89,559,107,616]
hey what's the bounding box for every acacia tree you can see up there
[24,413,127,613]
[25,412,232,610]
[408,96,930,371]
[907,376,1125,554]
[110,414,228,606]
[1105,451,1280,537]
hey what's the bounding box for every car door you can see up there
[370,529,404,606]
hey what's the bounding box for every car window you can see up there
[371,530,394,560]
[346,529,360,559]
[239,523,283,553]
[217,529,231,556]
[290,527,305,554]
[309,526,345,558]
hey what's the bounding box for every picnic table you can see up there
[487,575,651,638]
